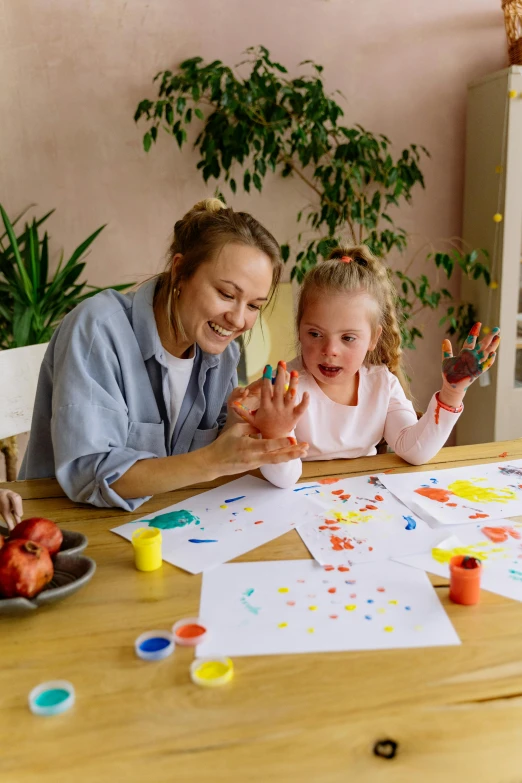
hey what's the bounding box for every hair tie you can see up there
[340,256,353,263]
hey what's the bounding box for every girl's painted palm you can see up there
[441,323,500,393]
[234,362,310,440]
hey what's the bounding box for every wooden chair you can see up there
[0,343,48,480]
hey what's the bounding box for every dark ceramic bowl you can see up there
[0,552,96,615]
[0,528,95,615]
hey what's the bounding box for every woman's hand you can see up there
[226,380,264,427]
[233,362,310,439]
[204,421,309,476]
[440,323,500,408]
[0,489,23,530]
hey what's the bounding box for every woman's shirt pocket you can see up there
[126,420,167,456]
[189,424,220,451]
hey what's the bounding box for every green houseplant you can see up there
[0,204,133,478]
[134,46,491,349]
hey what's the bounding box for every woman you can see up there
[20,199,308,510]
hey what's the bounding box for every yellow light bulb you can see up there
[493,213,503,223]
[489,281,498,290]
[508,89,518,99]
[482,326,491,334]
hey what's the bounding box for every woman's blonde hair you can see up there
[296,244,411,396]
[155,198,283,341]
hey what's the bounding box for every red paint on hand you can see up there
[470,322,481,336]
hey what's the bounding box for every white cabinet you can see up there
[457,66,522,444]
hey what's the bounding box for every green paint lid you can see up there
[29,680,75,716]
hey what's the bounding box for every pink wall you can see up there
[0,0,507,415]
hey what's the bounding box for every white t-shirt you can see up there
[164,350,195,439]
[261,357,463,488]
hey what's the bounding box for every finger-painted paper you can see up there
[197,559,460,657]
[297,474,437,565]
[111,476,323,574]
[381,461,522,526]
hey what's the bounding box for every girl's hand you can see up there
[233,362,310,440]
[440,323,500,407]
[0,489,23,530]
[204,421,309,475]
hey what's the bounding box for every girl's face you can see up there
[174,243,274,356]
[299,289,382,390]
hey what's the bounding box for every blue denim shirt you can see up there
[19,278,239,511]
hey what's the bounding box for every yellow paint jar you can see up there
[190,657,234,688]
[131,527,162,571]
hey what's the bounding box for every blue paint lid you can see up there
[29,680,75,716]
[135,630,175,661]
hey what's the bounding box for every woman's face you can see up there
[176,243,274,355]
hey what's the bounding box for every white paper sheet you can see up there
[196,559,460,657]
[394,520,522,602]
[297,474,438,565]
[111,476,323,574]
[380,460,522,526]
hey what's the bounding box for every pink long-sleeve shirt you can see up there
[261,358,462,488]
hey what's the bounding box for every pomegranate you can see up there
[10,517,63,556]
[0,539,54,598]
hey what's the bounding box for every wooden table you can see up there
[2,440,522,783]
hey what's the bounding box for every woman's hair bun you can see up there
[192,197,226,214]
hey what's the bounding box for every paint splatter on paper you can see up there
[297,474,434,566]
[382,460,522,527]
[197,560,460,656]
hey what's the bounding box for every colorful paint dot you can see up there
[254,520,264,525]
[344,604,357,611]
[329,614,338,619]
[377,608,386,615]
[297,579,305,583]
[244,507,253,512]
[367,599,374,604]
[345,579,356,585]
[365,615,372,620]
[405,606,411,611]
[278,587,289,593]
[277,622,288,629]
[220,505,227,509]
[328,587,336,594]
[377,587,385,593]
[388,600,398,605]
[384,626,394,632]
[308,605,317,611]
[324,565,335,572]
[286,601,296,607]
[338,566,350,572]
[350,593,357,598]
[307,627,315,634]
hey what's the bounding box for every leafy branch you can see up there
[134,46,490,347]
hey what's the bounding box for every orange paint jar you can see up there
[449,555,482,605]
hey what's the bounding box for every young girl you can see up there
[234,245,500,488]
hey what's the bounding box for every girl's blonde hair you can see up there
[296,244,411,397]
[155,198,283,341]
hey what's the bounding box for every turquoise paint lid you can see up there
[29,680,75,716]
